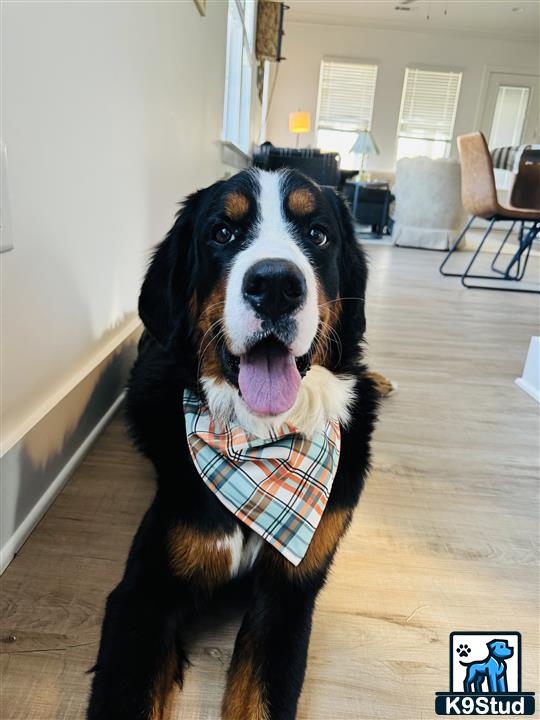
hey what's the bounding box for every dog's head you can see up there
[139,169,367,422]
[488,640,513,660]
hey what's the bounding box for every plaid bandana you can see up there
[183,389,341,566]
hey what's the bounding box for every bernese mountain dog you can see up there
[87,168,378,720]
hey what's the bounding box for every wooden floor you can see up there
[1,246,539,720]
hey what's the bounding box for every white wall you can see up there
[1,0,254,451]
[266,20,538,172]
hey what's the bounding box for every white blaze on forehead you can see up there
[224,170,319,357]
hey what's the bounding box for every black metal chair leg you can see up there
[439,215,475,276]
[505,222,526,281]
[461,221,540,293]
[461,277,540,293]
[439,216,517,281]
[504,222,539,278]
[515,237,533,281]
[490,221,517,276]
[459,219,497,287]
[513,223,528,281]
[514,223,525,280]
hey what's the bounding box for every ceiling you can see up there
[286,0,540,40]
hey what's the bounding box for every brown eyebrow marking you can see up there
[223,191,250,220]
[287,188,316,216]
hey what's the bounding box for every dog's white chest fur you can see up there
[202,365,355,439]
[219,527,262,577]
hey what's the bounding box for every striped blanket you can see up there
[491,144,540,171]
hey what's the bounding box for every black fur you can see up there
[87,169,378,720]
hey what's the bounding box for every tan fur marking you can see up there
[188,292,198,322]
[367,371,395,397]
[287,188,316,216]
[224,191,250,220]
[197,280,227,380]
[148,645,178,720]
[278,509,351,582]
[168,525,232,588]
[311,288,341,367]
[222,648,269,720]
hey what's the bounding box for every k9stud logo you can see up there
[435,632,535,715]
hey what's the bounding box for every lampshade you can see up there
[289,111,311,134]
[350,130,379,156]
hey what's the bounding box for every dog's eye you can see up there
[308,226,328,247]
[214,225,235,245]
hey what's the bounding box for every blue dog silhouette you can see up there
[460,639,513,693]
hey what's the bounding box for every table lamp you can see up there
[351,130,379,181]
[289,111,311,148]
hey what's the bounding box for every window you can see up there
[396,67,462,160]
[316,59,378,169]
[223,0,257,155]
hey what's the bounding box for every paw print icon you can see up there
[456,644,471,658]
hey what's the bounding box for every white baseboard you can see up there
[0,393,125,575]
[515,378,540,404]
[515,337,540,404]
[0,326,140,576]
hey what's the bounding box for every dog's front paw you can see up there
[367,371,397,398]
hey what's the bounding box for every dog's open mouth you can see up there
[222,337,310,416]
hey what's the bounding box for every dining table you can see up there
[488,143,540,287]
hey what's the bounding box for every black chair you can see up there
[252,146,341,187]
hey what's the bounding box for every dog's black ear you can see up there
[322,187,367,341]
[138,191,201,348]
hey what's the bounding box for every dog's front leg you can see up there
[87,501,194,720]
[222,574,316,720]
[222,509,352,720]
[87,578,183,720]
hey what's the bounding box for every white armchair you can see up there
[392,157,466,250]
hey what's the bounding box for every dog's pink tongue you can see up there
[239,343,301,416]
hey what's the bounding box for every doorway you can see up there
[480,70,539,190]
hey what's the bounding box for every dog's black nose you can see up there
[242,259,306,320]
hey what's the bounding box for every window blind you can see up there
[398,68,462,141]
[317,59,378,132]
